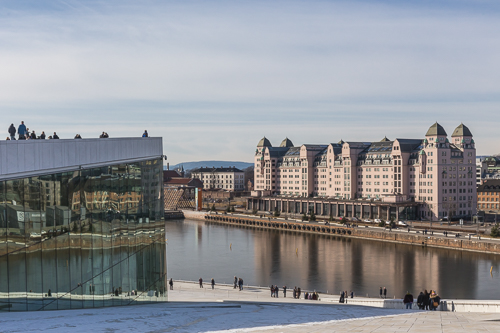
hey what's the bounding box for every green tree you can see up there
[378,220,386,227]
[310,212,316,221]
[491,223,500,238]
[340,216,347,224]
[211,204,216,211]
[273,209,280,217]
[302,213,308,221]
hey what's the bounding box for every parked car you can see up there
[363,219,372,223]
[351,217,360,222]
[398,221,408,226]
[374,219,382,223]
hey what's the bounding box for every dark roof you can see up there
[268,147,291,158]
[451,123,473,137]
[478,179,500,192]
[192,167,243,173]
[257,137,272,147]
[394,139,423,153]
[164,178,203,187]
[426,122,447,136]
[163,170,181,179]
[279,138,294,148]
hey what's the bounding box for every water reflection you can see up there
[167,219,500,300]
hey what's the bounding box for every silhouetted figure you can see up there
[142,130,148,137]
[52,132,59,139]
[40,131,46,139]
[48,289,52,297]
[169,278,173,290]
[8,124,16,140]
[199,277,203,288]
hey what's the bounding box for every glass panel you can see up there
[0,158,166,311]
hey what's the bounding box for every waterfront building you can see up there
[477,179,500,220]
[0,138,166,311]
[191,167,245,191]
[252,123,477,221]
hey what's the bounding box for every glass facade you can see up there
[0,158,166,311]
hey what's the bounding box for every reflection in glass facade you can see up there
[0,159,166,311]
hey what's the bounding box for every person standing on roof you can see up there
[18,121,26,140]
[8,124,16,140]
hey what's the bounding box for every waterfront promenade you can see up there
[183,210,500,255]
[1,281,500,332]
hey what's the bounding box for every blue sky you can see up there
[1,0,500,164]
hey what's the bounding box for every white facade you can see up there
[191,167,245,191]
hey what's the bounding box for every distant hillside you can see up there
[166,161,253,171]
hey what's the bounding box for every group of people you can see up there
[6,121,151,140]
[339,290,354,303]
[270,285,285,297]
[402,290,441,310]
[7,121,58,140]
[379,286,388,298]
[415,290,441,310]
[233,276,244,290]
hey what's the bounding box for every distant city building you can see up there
[476,156,500,185]
[191,167,245,191]
[477,179,500,214]
[253,123,477,220]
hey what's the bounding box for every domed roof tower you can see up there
[425,122,447,137]
[257,137,272,147]
[279,138,294,148]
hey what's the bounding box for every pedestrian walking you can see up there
[169,278,173,290]
[8,124,16,140]
[275,285,279,298]
[293,286,297,299]
[234,276,238,289]
[211,278,215,290]
[270,285,274,297]
[350,291,354,298]
[283,285,287,298]
[199,277,203,288]
[379,287,383,298]
[239,278,244,291]
[297,287,301,299]
[403,291,414,309]
[339,290,345,303]
[383,287,387,298]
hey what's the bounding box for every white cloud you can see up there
[1,0,499,163]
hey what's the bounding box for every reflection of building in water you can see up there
[0,138,166,311]
[251,228,467,297]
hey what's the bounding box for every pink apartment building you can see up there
[252,123,477,221]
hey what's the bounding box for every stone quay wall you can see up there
[182,210,500,255]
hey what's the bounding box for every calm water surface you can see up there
[166,219,500,300]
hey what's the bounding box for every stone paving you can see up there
[169,281,500,332]
[1,281,500,332]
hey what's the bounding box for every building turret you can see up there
[279,138,294,148]
[451,123,473,147]
[257,137,272,147]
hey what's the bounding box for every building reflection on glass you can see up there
[0,159,166,311]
